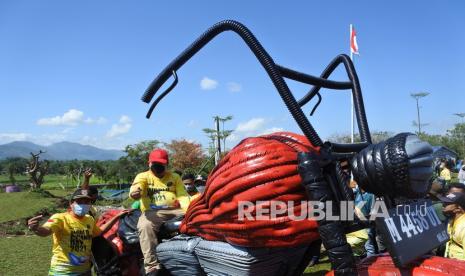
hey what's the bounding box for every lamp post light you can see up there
[411,92,430,135]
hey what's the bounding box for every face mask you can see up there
[72,203,90,217]
[196,185,206,194]
[151,163,166,175]
[184,185,197,193]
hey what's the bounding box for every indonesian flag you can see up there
[350,24,359,55]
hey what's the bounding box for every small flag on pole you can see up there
[350,24,359,55]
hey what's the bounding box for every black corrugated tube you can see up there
[297,55,371,144]
[141,20,324,147]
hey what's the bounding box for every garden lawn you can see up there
[0,235,52,275]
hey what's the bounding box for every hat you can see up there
[182,173,195,185]
[149,149,168,164]
[194,175,205,184]
[438,192,465,209]
[71,188,92,200]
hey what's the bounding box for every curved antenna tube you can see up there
[142,20,324,146]
[146,71,178,119]
[297,55,372,143]
[141,20,372,148]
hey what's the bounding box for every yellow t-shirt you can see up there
[441,168,451,181]
[189,192,200,202]
[445,213,465,260]
[43,212,101,275]
[130,170,190,212]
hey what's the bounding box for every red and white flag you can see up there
[350,24,359,55]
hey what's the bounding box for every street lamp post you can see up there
[411,92,430,135]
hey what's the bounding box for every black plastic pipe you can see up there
[276,65,352,89]
[141,20,324,147]
[297,55,372,144]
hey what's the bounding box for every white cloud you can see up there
[37,109,84,126]
[84,116,107,124]
[227,82,242,92]
[260,127,284,135]
[226,133,239,143]
[226,118,285,147]
[37,109,107,126]
[119,115,131,124]
[235,118,265,132]
[200,77,218,90]
[106,115,132,138]
[0,133,30,144]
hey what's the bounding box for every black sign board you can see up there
[375,200,448,267]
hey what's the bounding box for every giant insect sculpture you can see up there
[140,20,444,275]
[94,20,460,276]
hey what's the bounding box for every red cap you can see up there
[149,149,169,164]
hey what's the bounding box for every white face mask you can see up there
[72,203,90,216]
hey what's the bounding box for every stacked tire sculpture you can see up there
[180,132,320,247]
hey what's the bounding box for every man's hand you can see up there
[130,187,142,200]
[84,168,93,179]
[27,215,43,231]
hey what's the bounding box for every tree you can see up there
[165,139,205,172]
[217,115,234,151]
[26,151,49,190]
[446,123,465,158]
[419,123,465,158]
[203,115,234,166]
[327,131,393,144]
[124,140,161,172]
[3,157,26,185]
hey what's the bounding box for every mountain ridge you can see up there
[0,141,124,160]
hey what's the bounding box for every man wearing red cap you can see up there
[129,148,189,275]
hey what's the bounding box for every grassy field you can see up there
[0,173,105,190]
[0,190,331,275]
[0,191,58,223]
[0,236,52,275]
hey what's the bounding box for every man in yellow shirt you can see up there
[27,188,126,275]
[439,192,465,260]
[129,148,189,275]
[440,162,452,182]
[182,173,201,201]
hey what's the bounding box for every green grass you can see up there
[0,235,52,275]
[303,254,331,275]
[0,173,105,190]
[0,191,58,223]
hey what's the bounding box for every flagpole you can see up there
[350,24,354,143]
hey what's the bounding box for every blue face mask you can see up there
[72,203,90,216]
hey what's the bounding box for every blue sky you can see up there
[1,1,464,150]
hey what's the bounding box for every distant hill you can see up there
[0,141,125,160]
